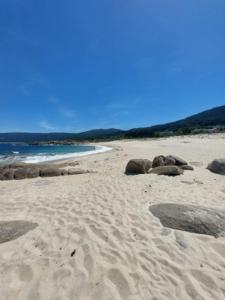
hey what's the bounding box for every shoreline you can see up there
[0,144,112,165]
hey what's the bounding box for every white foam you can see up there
[21,145,112,164]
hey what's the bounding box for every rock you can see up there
[152,156,165,168]
[9,166,40,180]
[150,166,184,176]
[26,168,40,178]
[2,169,14,180]
[0,221,38,244]
[68,168,90,175]
[152,155,188,168]
[0,163,91,180]
[40,167,63,177]
[169,155,188,166]
[14,168,29,180]
[164,156,176,166]
[149,203,225,237]
[207,159,225,175]
[180,165,194,171]
[61,169,68,176]
[125,159,152,174]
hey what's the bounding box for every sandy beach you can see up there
[0,134,225,300]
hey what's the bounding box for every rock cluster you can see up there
[0,163,90,180]
[125,155,193,176]
[152,155,188,168]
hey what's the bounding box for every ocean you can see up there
[0,143,111,164]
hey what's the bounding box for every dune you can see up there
[0,134,225,299]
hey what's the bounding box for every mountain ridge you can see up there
[0,105,224,142]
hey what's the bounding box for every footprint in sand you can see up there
[107,269,131,300]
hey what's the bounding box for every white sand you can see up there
[0,134,225,300]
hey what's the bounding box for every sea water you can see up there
[0,143,111,164]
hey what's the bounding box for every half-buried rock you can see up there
[125,159,152,174]
[149,203,225,237]
[150,165,184,176]
[207,159,225,175]
[0,221,38,244]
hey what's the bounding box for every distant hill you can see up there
[0,105,224,142]
[0,129,123,143]
[125,105,225,137]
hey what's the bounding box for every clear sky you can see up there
[0,0,225,132]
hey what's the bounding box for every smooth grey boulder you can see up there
[0,221,38,244]
[125,159,152,174]
[207,159,225,175]
[150,165,184,176]
[149,203,225,237]
[180,165,194,171]
[152,156,165,168]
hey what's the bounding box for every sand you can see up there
[0,134,225,300]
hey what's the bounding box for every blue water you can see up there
[0,143,109,164]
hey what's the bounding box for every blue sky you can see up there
[0,0,225,132]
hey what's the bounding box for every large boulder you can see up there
[125,159,152,174]
[0,220,38,244]
[207,159,225,175]
[150,165,184,176]
[149,203,225,237]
